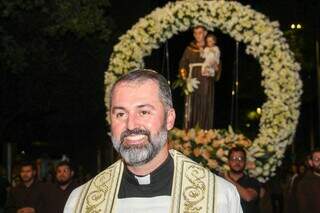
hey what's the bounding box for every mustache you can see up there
[120,128,151,143]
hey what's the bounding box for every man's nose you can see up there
[127,113,138,130]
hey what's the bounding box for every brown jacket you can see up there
[287,171,320,213]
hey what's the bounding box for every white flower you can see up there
[105,0,302,183]
[185,77,200,94]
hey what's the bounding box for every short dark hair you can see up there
[110,69,173,110]
[228,146,247,161]
[56,161,73,171]
[20,161,36,171]
[310,148,320,158]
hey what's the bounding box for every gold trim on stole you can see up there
[76,160,124,213]
[75,150,215,213]
[169,150,215,213]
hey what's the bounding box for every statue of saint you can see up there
[179,26,221,129]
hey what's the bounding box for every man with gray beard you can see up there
[112,126,168,167]
[64,69,242,213]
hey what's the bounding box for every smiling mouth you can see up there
[123,134,148,145]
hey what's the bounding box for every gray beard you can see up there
[111,127,168,167]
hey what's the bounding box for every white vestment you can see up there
[64,150,242,213]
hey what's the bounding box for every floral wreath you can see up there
[105,1,302,182]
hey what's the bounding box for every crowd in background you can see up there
[259,148,320,213]
[0,148,319,213]
[0,159,92,213]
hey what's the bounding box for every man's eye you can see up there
[116,112,125,118]
[140,111,150,116]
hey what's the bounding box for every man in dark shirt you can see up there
[5,162,44,213]
[288,149,320,213]
[44,161,78,213]
[224,147,261,213]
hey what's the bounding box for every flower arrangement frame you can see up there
[105,1,302,182]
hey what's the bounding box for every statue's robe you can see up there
[179,42,221,129]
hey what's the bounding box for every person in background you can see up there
[224,147,261,213]
[44,161,78,213]
[5,161,44,213]
[287,149,320,213]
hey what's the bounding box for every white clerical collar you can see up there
[134,174,151,185]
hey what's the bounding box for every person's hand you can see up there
[17,207,36,213]
[179,68,188,80]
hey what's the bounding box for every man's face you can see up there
[228,151,246,174]
[20,166,35,183]
[311,152,320,173]
[110,80,175,166]
[56,165,74,185]
[193,27,207,43]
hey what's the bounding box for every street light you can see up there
[291,23,302,30]
[256,107,262,115]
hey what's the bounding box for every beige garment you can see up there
[64,150,243,213]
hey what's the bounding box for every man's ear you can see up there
[166,108,176,130]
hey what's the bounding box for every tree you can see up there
[0,0,113,73]
[0,0,113,153]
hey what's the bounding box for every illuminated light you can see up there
[256,107,262,115]
[247,111,257,120]
[246,123,251,127]
[232,90,235,95]
[291,24,296,29]
[296,24,302,29]
[236,81,239,86]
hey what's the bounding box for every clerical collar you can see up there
[118,154,173,198]
[124,154,173,186]
[134,174,150,185]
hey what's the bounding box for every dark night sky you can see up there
[1,0,319,173]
